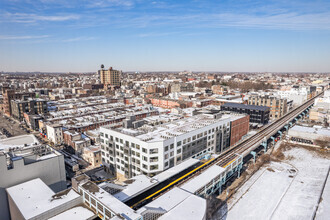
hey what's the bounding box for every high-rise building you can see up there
[99,66,121,89]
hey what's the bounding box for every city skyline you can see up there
[1,0,330,72]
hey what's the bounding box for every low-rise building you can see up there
[83,146,102,167]
[0,135,66,220]
[64,130,91,154]
[6,178,94,220]
[149,97,193,109]
[221,102,270,124]
[46,124,63,145]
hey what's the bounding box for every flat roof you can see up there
[81,181,141,219]
[114,175,156,202]
[113,158,199,202]
[48,206,95,220]
[110,114,231,143]
[137,187,206,219]
[153,158,200,183]
[180,165,225,193]
[6,178,81,220]
[221,102,270,111]
[0,134,39,151]
[290,125,330,137]
[158,193,206,220]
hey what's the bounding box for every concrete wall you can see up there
[0,154,66,220]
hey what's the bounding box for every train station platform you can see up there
[113,158,200,202]
[180,164,225,194]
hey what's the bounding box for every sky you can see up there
[1,0,330,72]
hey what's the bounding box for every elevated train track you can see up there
[126,92,323,210]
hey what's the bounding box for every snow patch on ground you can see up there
[212,146,329,220]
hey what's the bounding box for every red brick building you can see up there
[230,114,250,146]
[150,98,193,109]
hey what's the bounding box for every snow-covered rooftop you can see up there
[81,181,141,219]
[6,178,81,220]
[137,187,206,219]
[0,134,39,151]
[113,158,199,202]
[111,114,231,143]
[48,206,95,220]
[290,125,330,137]
[180,164,225,194]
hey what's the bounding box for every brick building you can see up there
[10,99,48,121]
[149,98,193,109]
[63,130,91,154]
[2,89,35,116]
[229,114,250,146]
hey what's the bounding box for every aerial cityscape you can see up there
[0,1,330,220]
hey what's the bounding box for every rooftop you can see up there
[48,206,95,220]
[180,164,225,194]
[81,181,141,219]
[222,102,270,111]
[108,114,231,143]
[0,134,39,151]
[137,187,206,219]
[6,178,81,220]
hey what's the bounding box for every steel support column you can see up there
[250,151,256,163]
[262,140,267,152]
[271,136,275,145]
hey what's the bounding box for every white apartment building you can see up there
[277,88,308,106]
[46,124,64,145]
[100,114,231,179]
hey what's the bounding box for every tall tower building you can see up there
[99,66,121,89]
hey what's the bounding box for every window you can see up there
[177,141,182,146]
[150,165,158,170]
[150,157,158,162]
[177,148,181,154]
[150,148,158,154]
[165,146,169,151]
[170,144,174,149]
[142,148,147,153]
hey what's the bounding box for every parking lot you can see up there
[0,112,28,137]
